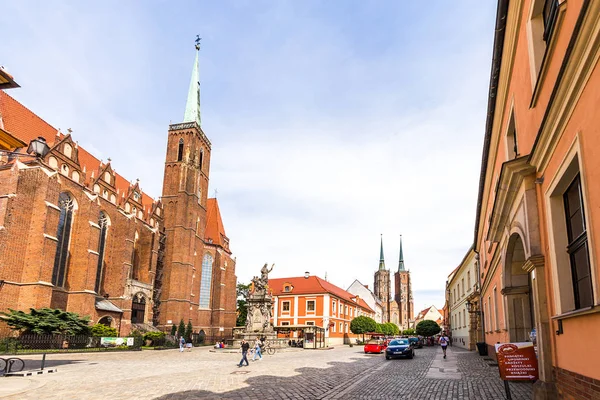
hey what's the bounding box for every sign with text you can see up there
[495,342,538,381]
[100,337,134,347]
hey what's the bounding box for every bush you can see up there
[143,331,165,344]
[415,320,441,337]
[1,308,91,335]
[90,324,118,337]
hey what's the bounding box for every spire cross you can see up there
[195,35,201,51]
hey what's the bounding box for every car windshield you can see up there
[366,339,381,344]
[389,339,409,346]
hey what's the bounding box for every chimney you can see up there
[364,285,369,289]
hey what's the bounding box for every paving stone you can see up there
[0,345,533,399]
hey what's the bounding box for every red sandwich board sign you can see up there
[495,342,539,381]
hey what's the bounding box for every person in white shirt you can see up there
[439,332,450,359]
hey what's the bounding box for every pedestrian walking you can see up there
[238,340,250,367]
[439,331,450,359]
[252,337,262,361]
[179,336,185,352]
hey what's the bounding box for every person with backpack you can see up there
[439,332,450,359]
[179,336,185,352]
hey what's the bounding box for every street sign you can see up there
[495,342,538,381]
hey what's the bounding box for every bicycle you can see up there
[0,357,25,374]
[262,343,276,355]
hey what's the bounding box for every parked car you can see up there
[408,337,423,349]
[385,338,414,360]
[364,339,387,354]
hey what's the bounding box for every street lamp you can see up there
[26,137,50,158]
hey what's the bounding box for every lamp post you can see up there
[1,137,50,159]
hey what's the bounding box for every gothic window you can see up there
[52,193,75,287]
[131,231,140,280]
[199,254,213,308]
[104,171,111,183]
[177,138,184,162]
[564,175,593,309]
[199,149,203,170]
[64,143,72,158]
[95,212,109,293]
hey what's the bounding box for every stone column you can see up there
[523,255,557,400]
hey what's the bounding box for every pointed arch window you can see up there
[131,231,140,280]
[95,212,109,293]
[177,138,184,162]
[52,193,75,287]
[199,149,204,170]
[199,254,213,308]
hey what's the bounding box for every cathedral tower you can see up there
[394,235,413,330]
[374,235,390,322]
[158,39,237,334]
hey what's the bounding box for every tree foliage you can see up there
[170,324,177,335]
[236,282,251,327]
[379,322,400,336]
[350,316,378,339]
[0,308,91,335]
[90,323,118,337]
[415,320,441,337]
[402,328,416,336]
[177,319,185,338]
[185,321,193,341]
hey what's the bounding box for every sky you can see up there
[1,1,497,314]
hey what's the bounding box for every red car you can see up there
[364,339,387,354]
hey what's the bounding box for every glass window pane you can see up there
[577,276,593,309]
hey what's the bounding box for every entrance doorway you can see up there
[131,294,146,323]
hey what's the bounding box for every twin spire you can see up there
[183,36,202,126]
[379,234,406,272]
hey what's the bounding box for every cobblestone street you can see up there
[1,346,533,400]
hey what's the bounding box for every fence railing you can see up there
[0,334,143,355]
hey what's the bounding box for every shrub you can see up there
[143,331,165,344]
[1,308,91,335]
[90,324,118,337]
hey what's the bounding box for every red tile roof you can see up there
[205,198,227,246]
[0,90,158,216]
[269,276,375,313]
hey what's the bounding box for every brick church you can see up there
[373,235,413,330]
[0,43,237,337]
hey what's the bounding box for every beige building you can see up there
[447,248,480,350]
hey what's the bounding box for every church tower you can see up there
[394,235,413,330]
[158,38,237,334]
[374,235,390,322]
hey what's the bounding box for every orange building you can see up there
[474,1,600,399]
[269,275,375,346]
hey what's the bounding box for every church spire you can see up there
[183,36,201,126]
[398,235,405,271]
[379,234,386,270]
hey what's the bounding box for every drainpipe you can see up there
[474,251,486,345]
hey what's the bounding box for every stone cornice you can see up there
[486,156,535,243]
[523,254,545,273]
[168,122,212,149]
[501,285,529,296]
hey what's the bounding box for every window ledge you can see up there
[552,305,600,320]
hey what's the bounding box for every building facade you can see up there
[0,44,237,338]
[474,1,600,398]
[447,247,479,350]
[413,305,443,328]
[346,280,383,323]
[269,275,375,345]
[373,236,413,330]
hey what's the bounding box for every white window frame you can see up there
[282,301,290,314]
[306,299,316,314]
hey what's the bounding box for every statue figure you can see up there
[260,263,274,285]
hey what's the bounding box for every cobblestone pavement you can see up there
[1,345,533,399]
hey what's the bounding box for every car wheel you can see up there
[386,356,390,360]
[364,351,368,354]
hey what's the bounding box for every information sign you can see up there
[495,342,538,381]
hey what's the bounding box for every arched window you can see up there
[95,212,109,293]
[131,293,146,323]
[199,254,213,308]
[131,231,140,280]
[199,149,203,169]
[52,193,75,287]
[177,138,184,162]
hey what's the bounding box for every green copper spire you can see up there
[379,234,386,270]
[183,36,201,126]
[398,235,405,271]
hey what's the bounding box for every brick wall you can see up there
[555,367,600,400]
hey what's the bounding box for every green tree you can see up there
[236,282,250,327]
[415,320,441,338]
[350,316,378,342]
[381,322,399,336]
[170,324,177,335]
[402,328,416,336]
[0,308,91,335]
[177,319,185,338]
[185,321,193,342]
[90,324,118,337]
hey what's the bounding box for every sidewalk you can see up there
[0,378,45,398]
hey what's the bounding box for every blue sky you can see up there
[1,1,496,313]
